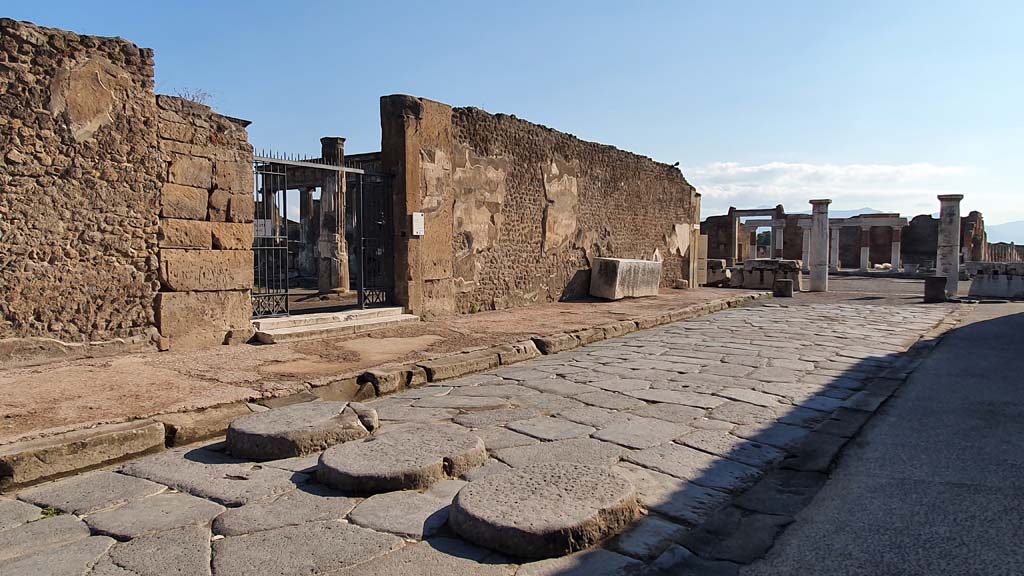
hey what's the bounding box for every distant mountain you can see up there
[986,221,1024,244]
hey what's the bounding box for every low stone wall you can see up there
[381,95,701,317]
[967,263,1024,299]
[155,96,255,349]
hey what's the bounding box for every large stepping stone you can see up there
[318,424,486,492]
[226,401,377,461]
[449,462,641,559]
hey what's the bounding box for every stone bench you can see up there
[732,259,803,291]
[967,263,1024,299]
[589,258,662,300]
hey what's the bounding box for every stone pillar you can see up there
[318,137,348,293]
[859,226,871,271]
[728,211,740,266]
[773,226,784,259]
[937,194,964,297]
[809,199,831,292]
[298,188,316,277]
[801,227,811,271]
[829,226,841,271]
[891,227,902,272]
[748,230,757,260]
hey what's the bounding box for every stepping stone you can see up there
[449,462,641,558]
[107,524,211,576]
[348,490,450,539]
[212,520,403,576]
[516,548,643,576]
[507,417,595,441]
[592,416,690,449]
[0,498,43,531]
[17,471,165,515]
[226,401,377,461]
[0,514,89,562]
[84,492,225,540]
[492,438,623,469]
[0,535,114,576]
[318,423,487,492]
[332,538,511,576]
[213,485,357,536]
[119,447,305,507]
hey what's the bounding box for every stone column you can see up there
[829,225,841,271]
[748,230,757,260]
[801,227,811,271]
[728,211,740,266]
[859,226,871,271]
[890,227,902,272]
[937,194,964,297]
[298,188,316,277]
[773,226,784,259]
[809,199,831,292]
[318,137,348,293]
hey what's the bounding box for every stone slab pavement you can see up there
[0,297,958,575]
[742,302,1024,576]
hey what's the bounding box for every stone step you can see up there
[252,307,405,331]
[255,314,420,344]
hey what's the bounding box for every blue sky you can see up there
[9,1,1023,224]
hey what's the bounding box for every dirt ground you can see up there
[0,288,747,444]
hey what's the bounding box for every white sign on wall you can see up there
[411,212,425,236]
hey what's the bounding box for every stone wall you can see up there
[381,95,700,317]
[155,96,254,349]
[0,19,162,347]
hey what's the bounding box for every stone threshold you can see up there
[651,304,973,575]
[0,292,771,492]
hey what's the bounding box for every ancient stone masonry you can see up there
[0,19,162,345]
[381,95,700,317]
[155,96,254,349]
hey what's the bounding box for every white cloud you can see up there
[686,161,973,218]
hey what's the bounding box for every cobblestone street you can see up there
[0,300,956,576]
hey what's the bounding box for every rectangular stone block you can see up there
[162,183,208,220]
[159,249,253,292]
[590,258,662,300]
[532,333,579,355]
[0,421,165,489]
[160,219,212,249]
[156,290,253,349]
[168,156,212,189]
[211,222,254,250]
[417,350,500,381]
[228,194,255,223]
[214,159,253,194]
[967,263,1024,299]
[154,403,256,446]
[740,260,803,291]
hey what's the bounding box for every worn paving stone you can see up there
[515,548,645,576]
[262,452,320,474]
[452,407,543,428]
[575,390,647,411]
[731,469,828,516]
[119,448,304,507]
[512,392,586,414]
[0,514,90,562]
[0,498,43,531]
[84,491,224,540]
[700,364,755,378]
[681,507,793,564]
[707,401,777,425]
[679,429,787,468]
[348,490,450,539]
[798,394,846,413]
[493,367,555,381]
[424,478,468,503]
[333,538,513,575]
[448,384,541,398]
[318,423,486,492]
[212,520,403,576]
[463,459,511,482]
[558,405,623,427]
[491,438,624,469]
[17,471,165,516]
[0,535,114,576]
[586,378,652,393]
[625,388,725,408]
[469,426,539,450]
[449,462,641,558]
[374,404,459,423]
[612,462,731,526]
[629,402,706,424]
[592,416,690,449]
[519,378,600,396]
[651,543,696,573]
[226,401,374,461]
[412,395,511,411]
[609,515,688,561]
[778,406,832,429]
[715,387,789,408]
[813,407,874,438]
[106,524,211,576]
[626,443,763,493]
[213,485,357,536]
[507,416,595,441]
[781,431,849,472]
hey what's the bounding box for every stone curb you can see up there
[652,304,973,574]
[0,291,769,493]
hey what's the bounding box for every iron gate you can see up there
[252,154,394,318]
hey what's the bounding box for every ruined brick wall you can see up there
[381,95,699,316]
[155,96,254,349]
[0,20,162,345]
[701,215,734,261]
[901,215,938,268]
